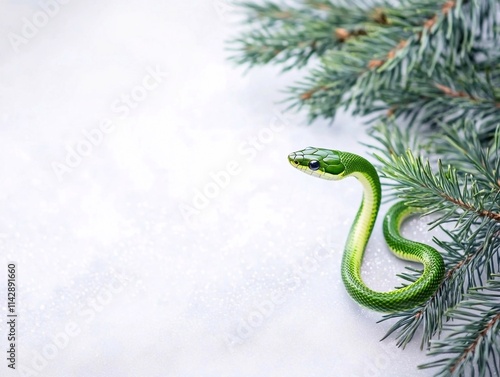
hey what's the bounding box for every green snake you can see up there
[288,147,445,312]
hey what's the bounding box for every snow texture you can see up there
[0,1,436,376]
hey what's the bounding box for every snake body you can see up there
[288,147,445,312]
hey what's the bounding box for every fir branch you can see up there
[380,226,500,350]
[420,275,500,377]
[295,39,500,123]
[228,1,377,69]
[373,122,500,354]
[376,149,500,227]
[232,0,500,123]
[372,121,500,238]
[431,123,500,190]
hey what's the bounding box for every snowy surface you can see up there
[0,1,438,376]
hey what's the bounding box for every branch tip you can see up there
[442,1,455,15]
[368,59,384,69]
[424,15,438,29]
[450,312,500,374]
[335,28,350,42]
[372,8,389,25]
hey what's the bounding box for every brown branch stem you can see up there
[410,229,500,347]
[442,194,500,223]
[450,312,500,373]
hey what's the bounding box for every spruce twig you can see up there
[420,275,500,377]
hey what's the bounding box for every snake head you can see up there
[288,147,346,180]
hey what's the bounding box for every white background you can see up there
[0,1,438,376]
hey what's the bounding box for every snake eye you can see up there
[308,160,320,171]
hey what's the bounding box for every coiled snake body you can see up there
[288,147,445,312]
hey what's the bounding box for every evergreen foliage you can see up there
[230,0,500,375]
